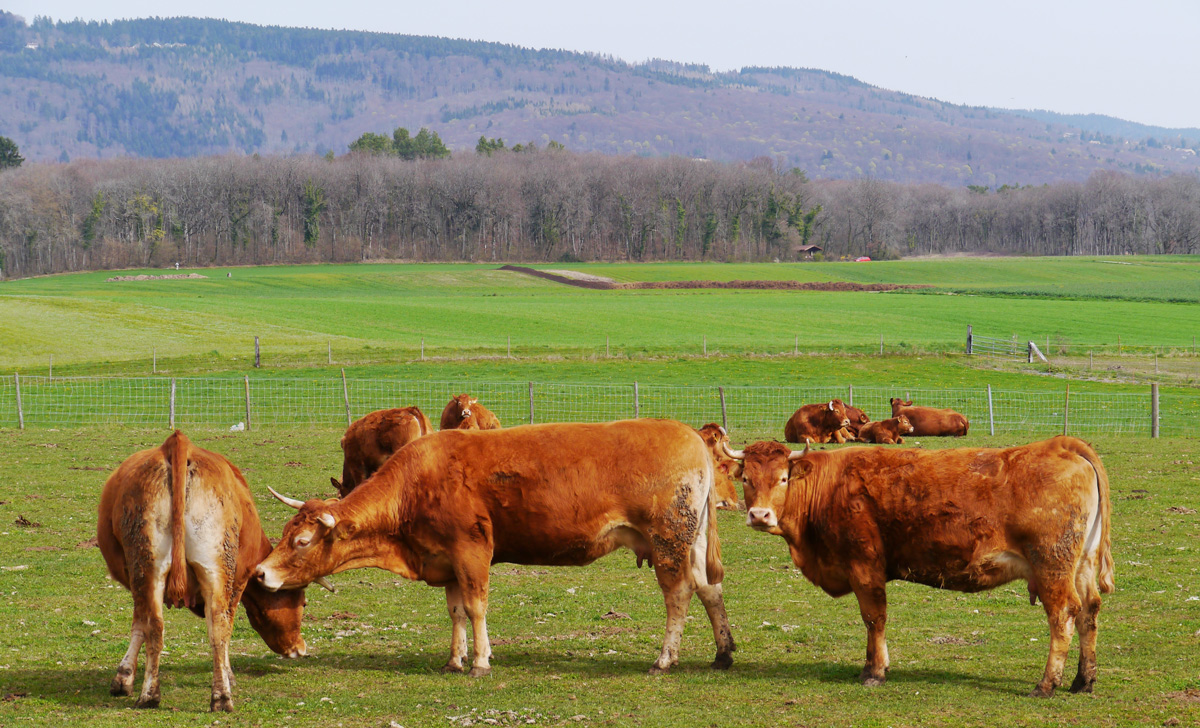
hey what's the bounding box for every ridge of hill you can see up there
[2,13,1198,185]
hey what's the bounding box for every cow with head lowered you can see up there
[889,398,969,437]
[695,423,743,510]
[722,435,1114,697]
[97,431,308,712]
[256,419,735,677]
[330,406,433,497]
[784,399,853,444]
[439,394,501,431]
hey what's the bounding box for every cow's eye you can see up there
[294,535,311,548]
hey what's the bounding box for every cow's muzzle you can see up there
[254,565,283,592]
[746,507,778,532]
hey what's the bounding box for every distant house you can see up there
[24,43,38,50]
[794,244,823,260]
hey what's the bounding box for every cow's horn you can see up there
[788,443,810,461]
[313,576,336,593]
[317,512,337,529]
[719,441,745,460]
[268,486,305,510]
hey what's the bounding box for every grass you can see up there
[0,426,1197,727]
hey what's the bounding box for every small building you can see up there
[794,244,823,260]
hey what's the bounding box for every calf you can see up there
[439,393,502,430]
[857,414,914,444]
[97,431,308,712]
[723,436,1114,696]
[696,423,743,510]
[783,399,853,444]
[889,398,969,436]
[331,406,433,497]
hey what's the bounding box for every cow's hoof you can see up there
[440,663,465,674]
[1028,684,1056,698]
[109,678,133,697]
[210,695,234,713]
[1069,674,1094,694]
[647,665,672,676]
[858,669,885,687]
[133,694,160,709]
[467,666,492,678]
[711,652,734,670]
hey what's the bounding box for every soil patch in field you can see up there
[501,265,925,292]
[106,273,208,282]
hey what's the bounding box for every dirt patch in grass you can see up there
[106,273,208,282]
[501,265,926,292]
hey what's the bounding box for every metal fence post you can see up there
[703,335,707,357]
[966,324,973,354]
[169,378,176,430]
[718,386,727,431]
[14,373,23,430]
[1063,383,1070,436]
[528,382,535,425]
[1151,383,1159,438]
[244,375,252,432]
[987,384,995,436]
[633,382,639,419]
[254,336,261,368]
[341,369,351,426]
[847,384,853,407]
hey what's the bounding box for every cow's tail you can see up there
[1076,439,1115,594]
[164,430,190,607]
[703,461,725,586]
[959,415,970,436]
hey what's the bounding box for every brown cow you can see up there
[843,404,871,438]
[889,398,969,436]
[330,406,434,497]
[783,399,853,444]
[97,431,309,712]
[440,394,502,430]
[696,423,743,510]
[857,415,914,444]
[722,436,1114,697]
[255,419,735,677]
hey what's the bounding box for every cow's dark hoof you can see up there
[134,694,160,709]
[1028,684,1056,698]
[110,678,133,697]
[210,695,234,713]
[467,666,492,678]
[858,668,885,687]
[711,652,734,670]
[647,665,671,676]
[440,663,465,674]
[1069,674,1095,694]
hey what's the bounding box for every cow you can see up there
[255,419,735,677]
[720,436,1114,697]
[440,394,502,431]
[97,431,309,712]
[856,414,914,444]
[783,399,853,444]
[695,423,743,510]
[843,404,871,438]
[330,406,434,497]
[889,398,969,437]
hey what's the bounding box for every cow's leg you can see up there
[649,555,693,675]
[110,613,146,696]
[441,583,469,674]
[454,559,493,678]
[193,560,236,713]
[849,567,889,686]
[695,583,735,670]
[1032,575,1081,698]
[133,577,166,709]
[1070,561,1102,694]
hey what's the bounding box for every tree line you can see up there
[0,150,1197,279]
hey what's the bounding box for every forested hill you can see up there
[2,12,1199,186]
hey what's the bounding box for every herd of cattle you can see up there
[96,393,1114,712]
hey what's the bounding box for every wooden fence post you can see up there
[987,384,995,436]
[421,338,425,361]
[966,324,973,354]
[718,386,727,432]
[153,347,157,374]
[327,341,332,365]
[341,368,351,426]
[879,332,883,356]
[14,373,23,430]
[1062,383,1070,436]
[49,355,53,380]
[507,335,511,359]
[169,378,176,430]
[847,385,854,407]
[528,382,535,425]
[244,376,252,432]
[606,336,610,358]
[254,336,260,368]
[794,334,798,356]
[633,382,639,419]
[703,335,707,358]
[1151,383,1159,438]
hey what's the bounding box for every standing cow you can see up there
[721,436,1113,697]
[784,399,853,444]
[889,398,969,436]
[255,419,735,677]
[439,394,502,430]
[331,406,433,497]
[97,431,309,712]
[696,423,743,510]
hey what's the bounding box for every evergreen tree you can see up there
[0,136,23,170]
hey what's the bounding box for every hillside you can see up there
[2,13,1199,186]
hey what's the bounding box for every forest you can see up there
[1,151,1197,279]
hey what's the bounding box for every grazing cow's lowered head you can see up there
[721,440,806,534]
[695,423,743,509]
[241,582,308,657]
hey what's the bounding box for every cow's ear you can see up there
[469,398,478,405]
[330,477,342,492]
[790,460,814,480]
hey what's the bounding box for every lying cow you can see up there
[439,393,502,430]
[783,399,853,444]
[696,423,743,510]
[97,431,308,712]
[331,406,433,497]
[843,404,871,438]
[722,435,1113,697]
[256,419,735,677]
[856,414,914,444]
[889,398,969,436]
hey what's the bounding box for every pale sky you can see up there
[7,0,1199,129]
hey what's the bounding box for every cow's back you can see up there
[894,405,967,437]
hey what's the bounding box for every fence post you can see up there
[327,341,332,366]
[987,384,995,436]
[14,373,23,430]
[254,336,260,368]
[879,332,883,356]
[341,368,351,427]
[847,384,853,407]
[794,334,798,356]
[718,386,727,431]
[703,335,707,358]
[169,378,176,430]
[966,324,973,354]
[1027,342,1033,364]
[633,382,639,419]
[507,335,511,359]
[606,336,610,358]
[528,382,535,425]
[49,355,53,380]
[153,347,157,374]
[421,338,425,360]
[244,376,252,432]
[1151,383,1159,438]
[1062,383,1069,436]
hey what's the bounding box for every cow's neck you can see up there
[328,489,421,580]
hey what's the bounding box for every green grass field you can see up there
[0,427,1197,727]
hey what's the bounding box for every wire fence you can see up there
[3,375,1195,438]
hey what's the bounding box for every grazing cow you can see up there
[843,404,871,438]
[857,415,914,444]
[696,423,743,510]
[783,399,853,444]
[889,398,969,437]
[439,394,502,431]
[97,431,308,712]
[721,436,1114,696]
[255,419,735,677]
[330,406,434,497]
